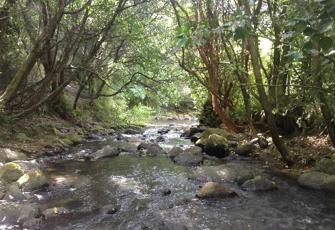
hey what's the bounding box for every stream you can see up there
[2,118,335,229]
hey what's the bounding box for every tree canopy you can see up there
[0,0,334,162]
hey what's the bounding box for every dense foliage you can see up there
[0,0,334,162]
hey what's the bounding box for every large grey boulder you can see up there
[192,162,261,184]
[174,146,203,166]
[167,147,183,159]
[0,161,39,183]
[90,145,120,160]
[0,148,27,163]
[0,201,40,225]
[317,158,335,175]
[196,182,237,199]
[241,176,277,191]
[298,171,335,192]
[17,168,48,192]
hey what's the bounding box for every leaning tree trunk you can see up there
[243,0,290,163]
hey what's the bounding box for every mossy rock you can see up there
[0,161,39,183]
[17,168,48,192]
[59,134,83,146]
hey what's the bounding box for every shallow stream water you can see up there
[4,118,335,229]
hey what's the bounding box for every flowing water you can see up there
[3,118,335,229]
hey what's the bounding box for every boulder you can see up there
[158,128,170,135]
[317,158,335,175]
[17,168,48,192]
[0,201,40,225]
[4,183,26,201]
[115,141,138,153]
[167,147,183,159]
[90,145,120,160]
[196,182,237,199]
[181,126,204,138]
[190,133,202,143]
[235,143,256,156]
[42,207,70,219]
[198,128,235,142]
[258,137,269,149]
[18,203,41,224]
[192,162,261,184]
[203,134,229,158]
[241,176,277,191]
[298,171,335,192]
[0,161,39,183]
[138,143,166,156]
[0,148,28,163]
[174,146,203,166]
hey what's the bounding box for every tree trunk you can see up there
[312,45,335,146]
[243,0,290,163]
[0,1,65,109]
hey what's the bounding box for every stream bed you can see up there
[2,118,335,229]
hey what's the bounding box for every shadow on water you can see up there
[24,118,335,229]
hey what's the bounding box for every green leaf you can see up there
[319,37,333,50]
[318,20,333,33]
[233,26,249,40]
[295,21,307,33]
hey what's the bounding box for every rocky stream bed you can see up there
[0,118,335,229]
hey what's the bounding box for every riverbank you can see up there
[0,114,123,158]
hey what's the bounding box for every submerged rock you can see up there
[42,207,70,219]
[196,182,237,199]
[174,146,203,166]
[158,128,170,135]
[90,145,120,160]
[0,148,28,163]
[0,161,39,183]
[241,176,277,191]
[100,203,119,215]
[17,168,48,192]
[192,162,261,184]
[317,158,335,175]
[298,171,335,192]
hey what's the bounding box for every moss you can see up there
[60,134,83,147]
[15,132,31,143]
